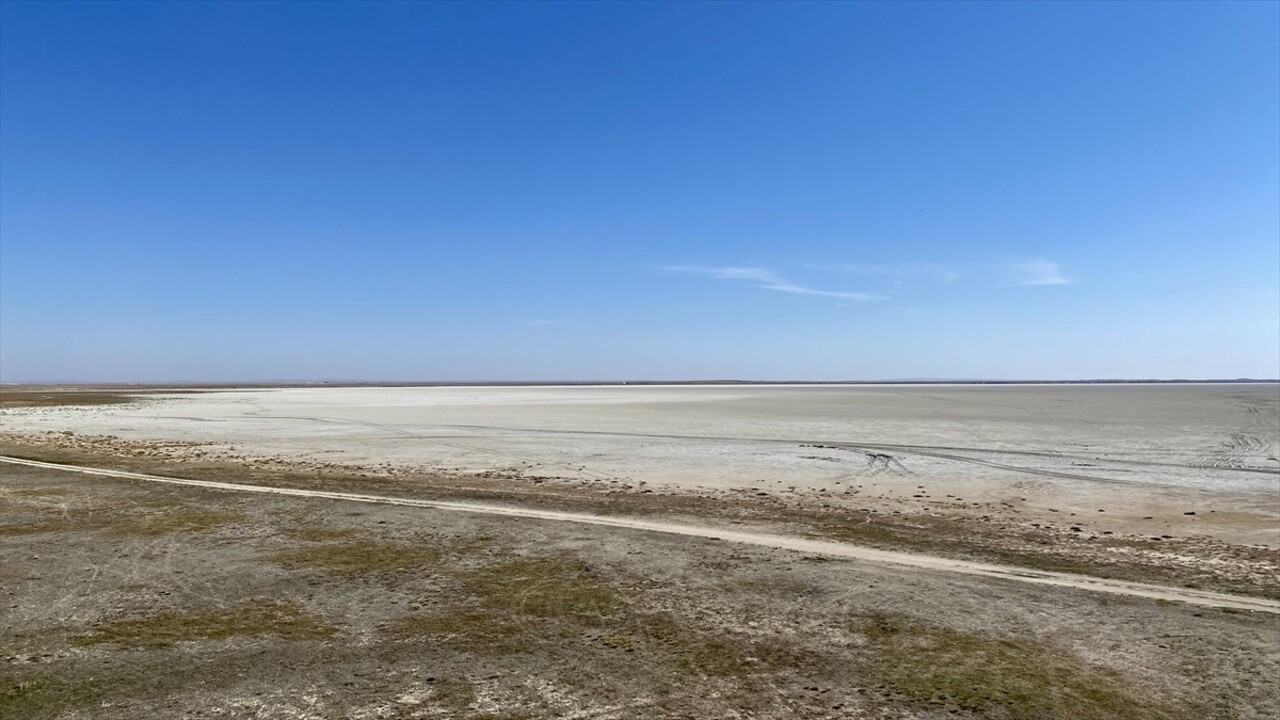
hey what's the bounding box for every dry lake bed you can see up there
[2,383,1278,718]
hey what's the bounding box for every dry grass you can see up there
[808,513,1280,601]
[386,550,816,683]
[4,487,74,498]
[386,608,527,653]
[463,555,623,620]
[385,553,623,653]
[0,392,135,408]
[73,600,335,649]
[0,504,75,536]
[618,610,817,679]
[0,491,240,538]
[419,679,538,719]
[272,538,446,576]
[279,525,363,542]
[851,612,1197,719]
[112,507,240,538]
[0,503,237,539]
[0,673,104,720]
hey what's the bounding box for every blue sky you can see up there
[1,1,1277,382]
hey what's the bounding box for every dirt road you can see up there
[3,454,1276,614]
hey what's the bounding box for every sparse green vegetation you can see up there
[386,608,527,653]
[463,555,622,620]
[0,503,237,538]
[74,600,335,649]
[0,516,77,537]
[429,678,478,711]
[0,674,105,720]
[0,391,135,408]
[387,551,816,683]
[280,525,363,542]
[4,487,74,497]
[852,612,1194,719]
[110,507,239,538]
[272,539,445,575]
[415,678,538,719]
[810,513,1280,601]
[624,611,816,679]
[386,553,623,653]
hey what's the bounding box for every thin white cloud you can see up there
[1010,259,1073,286]
[809,263,960,283]
[666,265,882,301]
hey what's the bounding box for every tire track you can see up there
[328,422,1278,476]
[125,410,1278,476]
[1193,396,1280,471]
[4,455,1276,615]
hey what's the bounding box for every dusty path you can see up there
[4,454,1277,614]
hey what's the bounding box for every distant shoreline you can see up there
[2,379,1278,391]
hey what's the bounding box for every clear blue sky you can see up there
[2,1,1277,382]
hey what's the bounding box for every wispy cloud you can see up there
[666,265,882,301]
[813,259,1079,288]
[1009,259,1073,286]
[808,262,960,283]
[524,318,572,327]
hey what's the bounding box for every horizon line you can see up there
[3,378,1278,389]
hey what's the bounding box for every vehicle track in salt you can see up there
[4,455,1277,615]
[1192,397,1280,471]
[121,404,1278,482]
[327,419,1278,476]
[222,405,1280,485]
